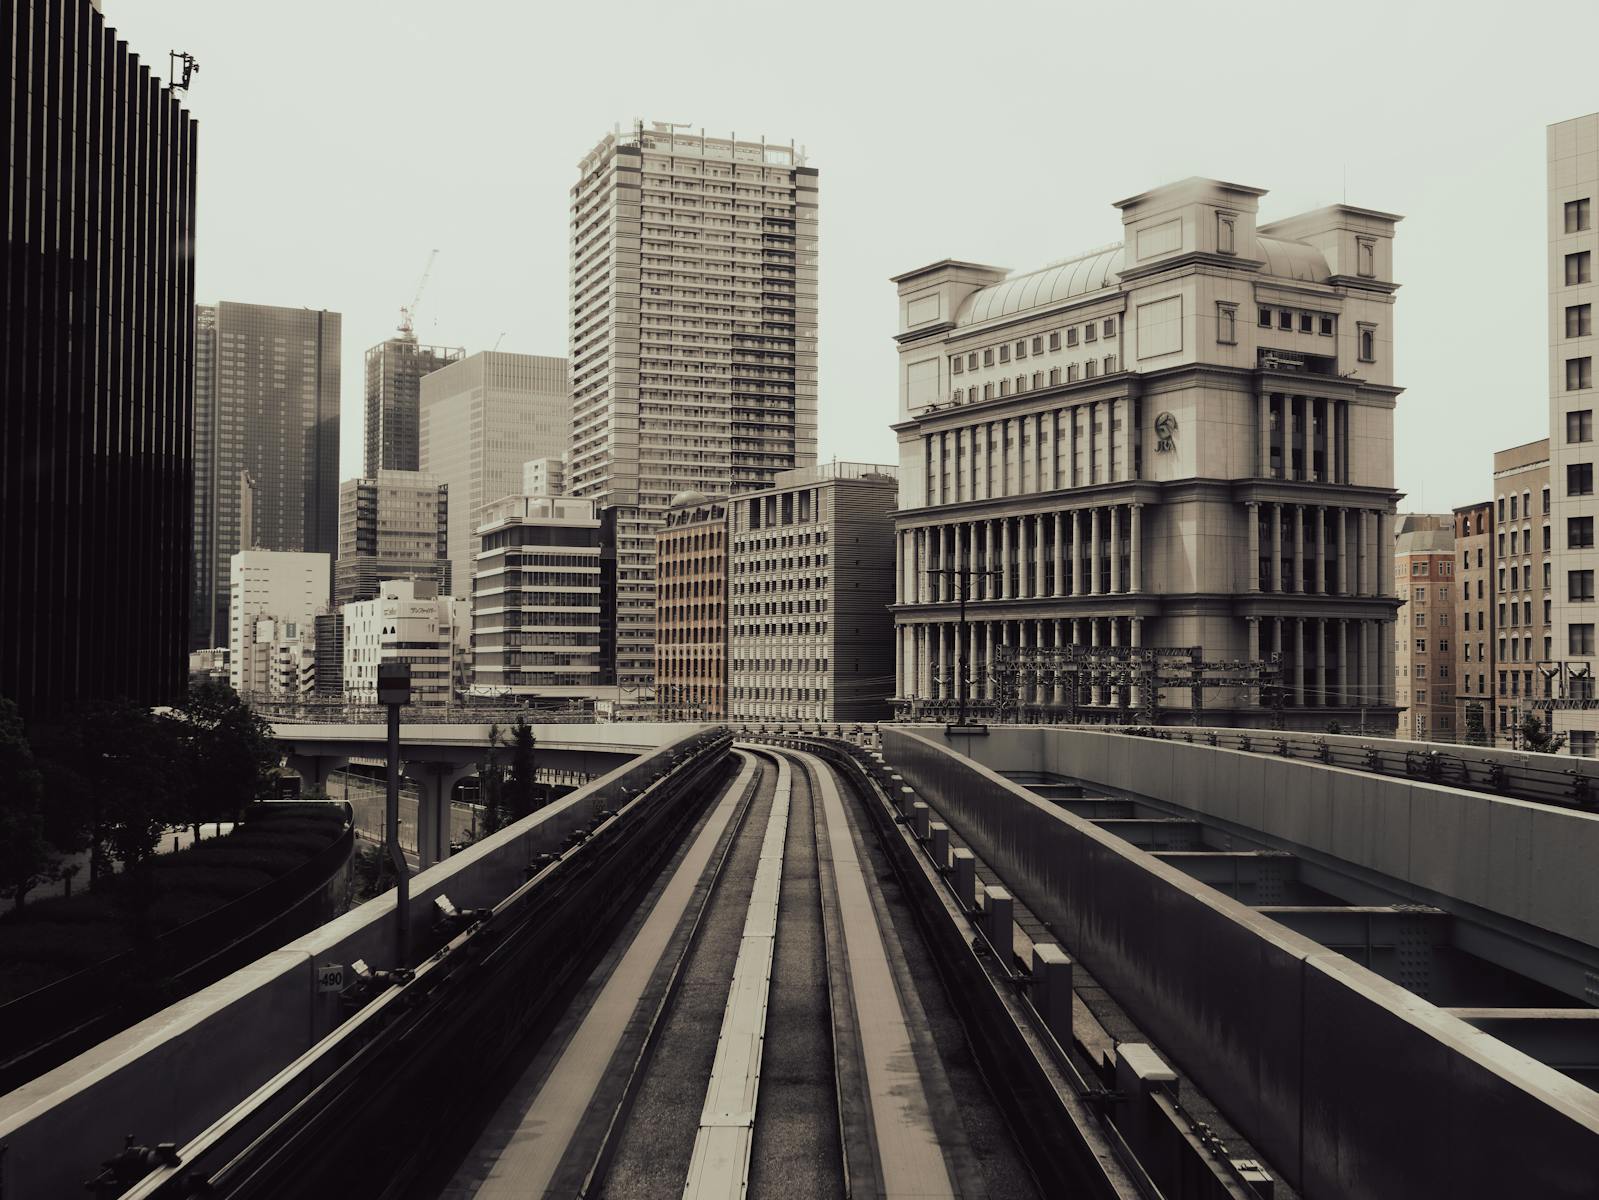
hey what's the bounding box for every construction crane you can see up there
[397,249,438,337]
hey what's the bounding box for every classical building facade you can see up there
[1492,439,1554,741]
[655,492,729,719]
[2,0,198,715]
[890,178,1403,730]
[1454,500,1494,741]
[470,494,614,704]
[419,351,570,599]
[567,123,818,693]
[1546,114,1599,755]
[363,336,463,475]
[192,302,341,651]
[1393,516,1456,741]
[730,463,898,723]
[334,470,451,605]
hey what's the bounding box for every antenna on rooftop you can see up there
[168,51,199,92]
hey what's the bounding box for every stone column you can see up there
[1130,503,1144,593]
[1292,504,1305,594]
[1315,505,1327,595]
[1035,513,1047,597]
[1000,517,1012,600]
[1379,619,1395,707]
[1336,619,1349,708]
[1074,510,1088,597]
[1326,399,1339,484]
[1337,509,1349,597]
[1131,615,1143,647]
[1110,505,1124,593]
[1053,510,1065,596]
[1259,390,1273,476]
[933,624,945,700]
[1378,511,1394,596]
[1053,618,1066,707]
[1355,510,1369,596]
[1246,501,1260,592]
[1271,503,1284,592]
[1314,618,1327,707]
[1091,507,1104,594]
[1294,618,1306,707]
[1246,616,1260,674]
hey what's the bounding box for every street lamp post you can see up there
[928,560,1001,733]
[378,661,411,966]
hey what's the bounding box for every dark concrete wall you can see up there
[881,726,1599,1198]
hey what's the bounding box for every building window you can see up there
[1000,345,1011,364]
[952,356,964,375]
[1358,324,1376,362]
[1049,331,1061,351]
[1278,309,1293,331]
[1016,340,1028,359]
[1569,304,1593,338]
[1568,463,1593,497]
[1543,486,1551,514]
[1067,327,1079,347]
[1085,323,1098,343]
[1567,198,1592,234]
[1569,409,1594,443]
[1573,517,1596,549]
[1104,355,1117,373]
[1567,251,1591,286]
[1217,212,1236,254]
[1299,311,1313,333]
[1103,317,1117,338]
[1568,358,1593,391]
[1258,307,1272,328]
[1067,364,1079,382]
[1570,570,1595,602]
[1049,368,1061,385]
[1084,360,1098,379]
[1572,624,1596,655]
[1357,237,1376,277]
[1318,314,1334,336]
[1217,303,1238,345]
[1032,336,1043,354]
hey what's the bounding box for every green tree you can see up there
[1463,703,1488,747]
[0,697,52,909]
[1520,714,1568,755]
[479,723,506,835]
[504,719,538,822]
[176,680,278,829]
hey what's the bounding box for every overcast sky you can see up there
[117,0,1599,513]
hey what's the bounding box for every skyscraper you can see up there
[334,471,451,605]
[192,302,341,649]
[568,122,819,692]
[363,335,463,475]
[2,0,198,717]
[419,351,571,598]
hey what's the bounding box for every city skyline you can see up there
[112,0,1599,514]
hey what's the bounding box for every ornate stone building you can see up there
[890,178,1403,730]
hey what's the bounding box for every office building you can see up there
[1454,501,1494,741]
[656,492,729,719]
[419,352,570,599]
[1,0,197,717]
[890,177,1403,731]
[343,578,466,707]
[1546,114,1599,755]
[524,456,565,499]
[313,611,344,698]
[364,335,463,475]
[334,471,451,605]
[228,551,331,700]
[1393,515,1456,741]
[1492,439,1554,741]
[471,495,614,703]
[568,123,819,692]
[193,302,341,650]
[238,616,316,703]
[730,463,899,722]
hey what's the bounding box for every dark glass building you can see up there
[1,0,198,717]
[191,302,341,649]
[363,335,462,476]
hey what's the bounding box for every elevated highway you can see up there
[4,724,1598,1198]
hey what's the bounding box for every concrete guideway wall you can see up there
[0,727,711,1200]
[881,725,1599,1199]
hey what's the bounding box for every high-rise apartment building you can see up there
[334,471,451,605]
[1547,115,1599,755]
[568,123,819,692]
[524,456,565,499]
[419,351,571,599]
[2,0,198,717]
[1393,515,1456,741]
[228,551,331,700]
[730,463,899,723]
[891,178,1403,731]
[471,494,612,703]
[1454,501,1494,741]
[656,492,729,719]
[1492,440,1554,741]
[363,335,463,475]
[192,302,341,650]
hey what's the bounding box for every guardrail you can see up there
[256,703,599,725]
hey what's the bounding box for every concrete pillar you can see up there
[1032,944,1074,1047]
[1074,510,1088,597]
[1379,511,1394,596]
[1246,615,1260,663]
[1334,618,1347,707]
[985,885,1015,962]
[1292,504,1305,593]
[1259,391,1274,476]
[1091,507,1103,594]
[1271,504,1283,592]
[1327,399,1339,483]
[1337,509,1350,596]
[1131,616,1143,648]
[1246,501,1260,592]
[1315,505,1327,595]
[1001,517,1012,600]
[1115,1043,1180,1166]
[930,822,950,869]
[1035,513,1047,598]
[411,761,474,870]
[1379,618,1395,707]
[953,848,977,910]
[911,801,931,840]
[1053,510,1065,597]
[1314,618,1327,707]
[1110,505,1123,594]
[1130,503,1144,593]
[1294,618,1306,706]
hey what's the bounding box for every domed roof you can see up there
[1256,236,1330,283]
[668,488,711,509]
[955,244,1125,327]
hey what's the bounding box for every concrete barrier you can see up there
[0,728,716,1200]
[882,725,1599,1198]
